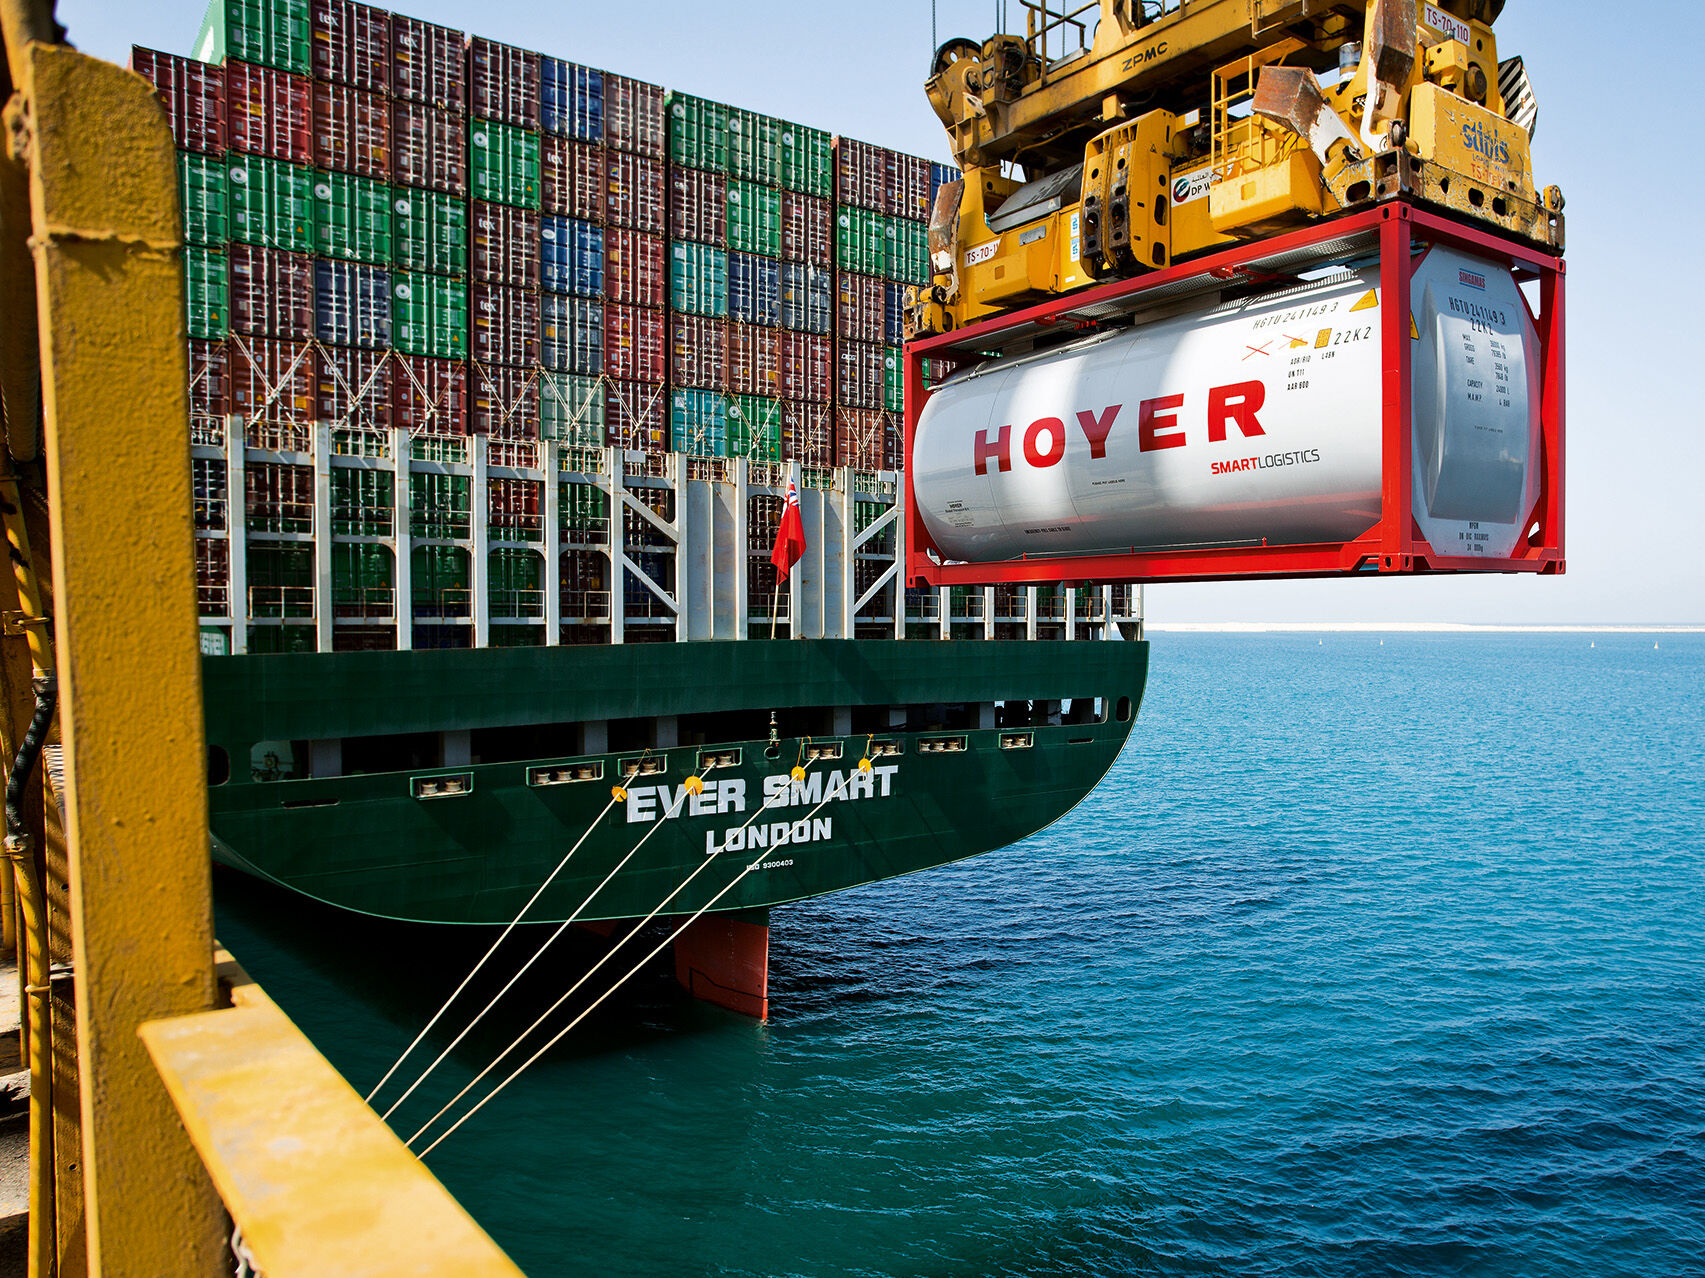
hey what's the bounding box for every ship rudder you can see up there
[673,910,770,1019]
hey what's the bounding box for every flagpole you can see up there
[769,574,781,640]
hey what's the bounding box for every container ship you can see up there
[140,0,1149,1016]
[139,0,1562,1018]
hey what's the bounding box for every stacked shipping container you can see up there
[145,0,953,648]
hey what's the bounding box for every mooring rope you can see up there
[364,768,637,1104]
[413,760,863,1157]
[378,764,722,1121]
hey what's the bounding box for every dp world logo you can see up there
[1169,168,1212,206]
[1171,176,1191,202]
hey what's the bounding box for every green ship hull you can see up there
[203,639,1149,925]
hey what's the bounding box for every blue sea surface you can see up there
[216,633,1705,1277]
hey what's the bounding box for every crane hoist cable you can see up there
[378,763,725,1122]
[365,765,640,1104]
[408,755,853,1153]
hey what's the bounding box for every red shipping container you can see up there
[313,82,391,178]
[834,408,886,471]
[606,74,664,158]
[605,151,664,235]
[468,36,540,129]
[246,461,314,523]
[188,339,230,424]
[471,284,540,367]
[311,0,391,92]
[229,245,316,340]
[670,315,726,391]
[469,362,538,438]
[391,15,466,112]
[604,305,664,384]
[131,48,226,154]
[391,354,468,436]
[780,191,831,266]
[605,379,668,451]
[229,337,319,424]
[226,61,313,163]
[317,344,392,429]
[835,137,888,214]
[670,168,726,247]
[887,152,931,222]
[472,202,542,288]
[836,273,886,346]
[728,324,779,397]
[541,137,604,221]
[392,101,467,195]
[604,229,664,308]
[781,400,834,466]
[488,476,540,525]
[777,331,830,403]
[834,340,884,410]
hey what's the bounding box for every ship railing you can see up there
[245,505,315,535]
[411,434,471,465]
[1034,592,1068,621]
[331,426,392,459]
[489,588,546,620]
[411,514,473,540]
[489,514,545,543]
[561,516,609,545]
[624,449,675,482]
[994,590,1029,621]
[950,593,987,621]
[1077,594,1107,621]
[1109,584,1139,617]
[248,585,315,620]
[905,591,941,622]
[190,414,225,449]
[561,588,612,621]
[331,585,395,619]
[746,460,785,489]
[801,465,837,492]
[853,472,897,502]
[685,456,731,484]
[488,439,539,470]
[558,444,608,476]
[244,420,313,454]
[331,507,396,537]
[197,582,230,614]
[195,495,228,531]
[624,590,677,619]
[415,587,472,619]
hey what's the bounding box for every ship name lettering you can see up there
[625,778,747,823]
[707,819,832,857]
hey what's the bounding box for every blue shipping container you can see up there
[540,59,602,141]
[540,293,603,374]
[883,281,907,346]
[541,217,604,296]
[929,161,958,207]
[780,262,832,336]
[670,388,727,457]
[316,260,390,349]
[729,252,780,328]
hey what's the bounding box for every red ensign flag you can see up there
[771,480,807,580]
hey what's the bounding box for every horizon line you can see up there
[1143,623,1705,634]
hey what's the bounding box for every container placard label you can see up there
[965,241,999,268]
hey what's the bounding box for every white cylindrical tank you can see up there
[912,246,1542,563]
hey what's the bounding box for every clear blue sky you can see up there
[58,0,1703,624]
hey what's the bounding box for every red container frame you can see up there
[904,204,1565,587]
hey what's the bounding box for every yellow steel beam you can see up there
[140,960,526,1278]
[20,39,226,1274]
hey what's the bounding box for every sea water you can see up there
[216,633,1705,1277]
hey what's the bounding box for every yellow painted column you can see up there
[22,41,225,1275]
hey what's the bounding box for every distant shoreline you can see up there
[1145,623,1705,634]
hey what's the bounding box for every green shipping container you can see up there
[330,467,394,536]
[315,172,392,265]
[778,123,832,197]
[667,94,729,173]
[898,219,930,285]
[539,373,606,446]
[669,242,728,318]
[332,543,393,595]
[726,181,781,258]
[409,474,472,539]
[179,152,229,246]
[835,205,885,276]
[469,121,541,210]
[727,109,779,185]
[184,246,229,340]
[727,395,782,461]
[560,482,609,532]
[195,0,311,76]
[883,348,903,413]
[412,544,470,605]
[392,272,468,359]
[392,189,468,277]
[228,155,314,252]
